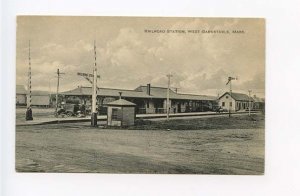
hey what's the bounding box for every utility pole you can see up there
[25,40,33,120]
[166,74,173,121]
[248,90,252,116]
[91,40,98,127]
[55,68,64,116]
[226,76,237,118]
[49,78,52,106]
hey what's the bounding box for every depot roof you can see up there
[135,85,216,101]
[61,85,217,101]
[62,86,150,98]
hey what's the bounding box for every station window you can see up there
[230,102,232,106]
[226,96,229,99]
[147,100,149,108]
[222,102,225,106]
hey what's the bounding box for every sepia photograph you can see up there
[15,16,265,174]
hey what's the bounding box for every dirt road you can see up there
[16,122,264,174]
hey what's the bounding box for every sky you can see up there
[16,16,265,97]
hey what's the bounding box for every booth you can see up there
[106,99,136,127]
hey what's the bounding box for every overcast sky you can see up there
[16,16,265,97]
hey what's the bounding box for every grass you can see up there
[130,114,264,130]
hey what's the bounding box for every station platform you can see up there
[16,111,259,126]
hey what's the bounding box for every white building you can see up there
[218,92,254,112]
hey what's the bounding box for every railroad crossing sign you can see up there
[77,72,100,78]
[77,72,100,88]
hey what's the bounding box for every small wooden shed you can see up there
[106,99,136,127]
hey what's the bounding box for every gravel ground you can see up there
[16,116,264,174]
[16,107,55,123]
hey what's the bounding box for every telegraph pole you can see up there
[166,74,173,121]
[49,77,52,106]
[55,68,64,116]
[91,40,98,127]
[248,90,252,116]
[226,76,237,118]
[25,40,33,120]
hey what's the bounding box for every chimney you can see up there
[119,92,122,99]
[146,83,151,95]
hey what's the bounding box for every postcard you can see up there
[16,16,265,174]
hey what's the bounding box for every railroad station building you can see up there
[61,84,218,114]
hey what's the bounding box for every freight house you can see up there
[61,84,218,114]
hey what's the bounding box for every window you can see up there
[112,108,122,120]
[222,102,225,106]
[226,96,229,99]
[230,102,232,107]
[147,100,149,108]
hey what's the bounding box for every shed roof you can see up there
[16,85,49,96]
[106,99,136,106]
[219,92,255,101]
[32,90,49,96]
[16,85,27,94]
[252,96,265,103]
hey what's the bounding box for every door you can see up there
[177,103,181,113]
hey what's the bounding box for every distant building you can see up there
[31,91,50,107]
[61,84,218,114]
[252,95,265,111]
[218,92,255,111]
[16,85,50,107]
[16,85,27,105]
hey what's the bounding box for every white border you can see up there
[1,0,300,196]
